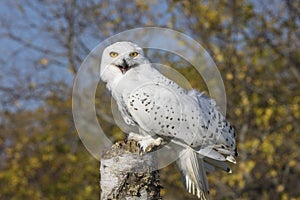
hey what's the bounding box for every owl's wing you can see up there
[188,89,237,158]
[123,81,187,136]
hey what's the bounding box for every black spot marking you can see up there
[134,108,138,110]
[171,126,174,129]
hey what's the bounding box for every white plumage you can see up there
[100,41,238,199]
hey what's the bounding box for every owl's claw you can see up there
[137,142,141,150]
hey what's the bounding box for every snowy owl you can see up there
[100,41,237,199]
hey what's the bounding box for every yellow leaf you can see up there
[277,184,284,192]
[269,169,277,177]
[29,82,36,89]
[288,159,297,167]
[226,73,233,81]
[40,58,49,65]
[29,157,41,169]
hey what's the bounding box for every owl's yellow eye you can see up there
[129,52,138,57]
[109,52,119,58]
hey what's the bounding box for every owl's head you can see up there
[100,41,149,88]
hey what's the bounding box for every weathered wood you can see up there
[100,140,161,200]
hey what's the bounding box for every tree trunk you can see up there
[100,140,161,200]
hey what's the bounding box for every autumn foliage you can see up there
[0,1,299,199]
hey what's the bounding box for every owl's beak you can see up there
[116,59,130,74]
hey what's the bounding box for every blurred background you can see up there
[0,0,299,199]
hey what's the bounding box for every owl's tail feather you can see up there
[196,147,233,173]
[204,157,232,173]
[177,148,210,199]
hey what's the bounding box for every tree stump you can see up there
[100,140,161,200]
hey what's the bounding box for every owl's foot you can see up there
[138,137,163,152]
[128,132,146,141]
[128,132,163,153]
